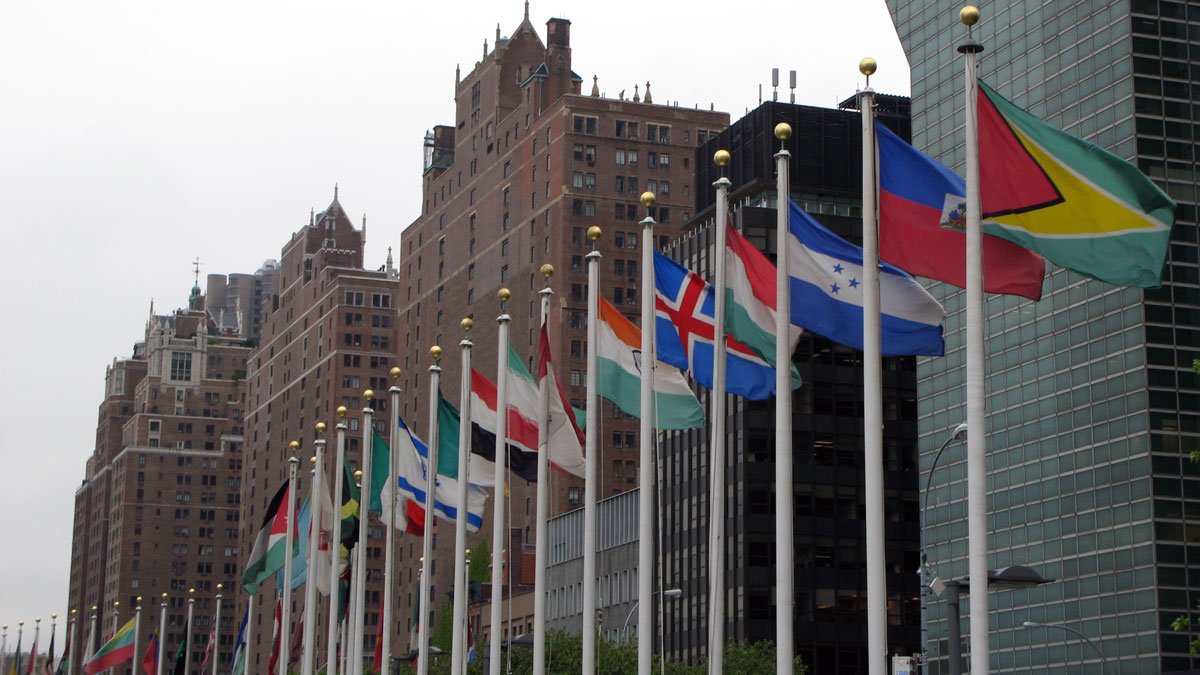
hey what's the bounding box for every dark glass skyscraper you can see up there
[887,2,1200,672]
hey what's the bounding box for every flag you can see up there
[229,607,248,675]
[385,416,488,533]
[466,625,476,665]
[595,297,704,429]
[25,629,36,674]
[654,251,789,399]
[82,618,136,675]
[52,623,69,675]
[11,629,21,675]
[467,350,586,483]
[875,120,1046,300]
[724,220,806,370]
[784,199,946,356]
[375,429,426,535]
[140,633,157,675]
[976,80,1175,287]
[198,622,216,673]
[277,497,312,592]
[171,618,188,675]
[267,600,282,675]
[339,458,361,556]
[368,427,392,514]
[287,613,303,669]
[536,328,588,478]
[310,465,337,596]
[40,629,54,675]
[372,608,384,672]
[242,481,294,595]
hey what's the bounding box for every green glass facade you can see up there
[887,1,1200,673]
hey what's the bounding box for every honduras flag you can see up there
[786,199,945,356]
[395,416,488,532]
[654,251,797,400]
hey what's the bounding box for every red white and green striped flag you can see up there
[241,482,293,595]
[82,618,136,675]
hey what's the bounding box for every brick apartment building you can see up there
[67,286,252,674]
[392,7,729,652]
[236,191,402,670]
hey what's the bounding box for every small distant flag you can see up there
[140,633,158,675]
[83,619,136,675]
[40,630,54,675]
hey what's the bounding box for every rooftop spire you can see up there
[644,81,652,104]
[524,0,529,20]
[333,183,339,201]
[591,75,599,97]
[310,208,315,227]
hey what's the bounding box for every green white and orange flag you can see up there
[241,481,293,594]
[82,618,135,675]
[977,80,1175,288]
[597,296,704,429]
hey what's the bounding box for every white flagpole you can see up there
[385,370,404,675]
[50,614,59,675]
[490,289,513,675]
[637,192,657,675]
[303,424,326,675]
[707,151,732,675]
[420,345,443,675]
[355,397,375,674]
[281,452,300,675]
[328,407,348,675]
[185,592,195,675]
[33,617,41,675]
[532,265,554,675]
[343,548,356,675]
[153,595,165,675]
[131,603,141,675]
[773,123,795,675]
[244,593,255,675]
[15,621,24,675]
[958,7,989,674]
[451,318,474,675]
[0,623,7,675]
[340,611,349,675]
[213,586,223,675]
[68,611,78,675]
[85,612,94,675]
[581,228,603,674]
[858,59,887,675]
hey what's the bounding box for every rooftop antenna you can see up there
[772,68,779,101]
[192,257,201,287]
[789,70,797,103]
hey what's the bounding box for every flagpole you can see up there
[49,614,58,675]
[958,6,989,675]
[328,407,348,675]
[85,611,94,675]
[419,346,442,675]
[773,123,795,675]
[156,595,167,675]
[131,602,141,675]
[450,318,474,675]
[355,395,376,675]
[532,265,554,675]
[244,594,255,675]
[489,290,512,675]
[580,228,603,674]
[16,621,24,675]
[184,591,195,675]
[303,425,325,675]
[385,369,404,675]
[212,585,223,675]
[33,617,41,675]
[281,451,301,675]
[1,624,7,675]
[637,192,657,675]
[707,151,732,675]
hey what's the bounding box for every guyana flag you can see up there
[82,618,136,675]
[977,80,1175,288]
[241,481,293,594]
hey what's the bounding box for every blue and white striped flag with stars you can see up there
[785,199,946,356]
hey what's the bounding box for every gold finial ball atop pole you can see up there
[363,389,374,401]
[390,366,402,380]
[775,122,793,140]
[161,593,168,600]
[430,345,442,360]
[713,149,731,167]
[289,440,300,451]
[498,288,511,302]
[316,421,326,434]
[310,455,317,466]
[461,317,474,332]
[188,588,195,596]
[859,57,877,77]
[52,613,58,620]
[217,583,223,592]
[354,469,363,481]
[112,601,119,608]
[540,263,555,279]
[960,5,980,25]
[587,226,602,241]
[18,621,23,627]
[91,606,97,613]
[640,191,657,208]
[337,405,348,417]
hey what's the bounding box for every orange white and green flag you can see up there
[82,618,135,675]
[597,296,704,430]
[977,80,1175,288]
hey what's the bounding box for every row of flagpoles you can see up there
[61,6,1175,673]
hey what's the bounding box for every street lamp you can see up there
[942,567,1054,675]
[1022,621,1110,674]
[920,423,967,673]
[621,588,682,639]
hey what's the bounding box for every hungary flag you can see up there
[725,221,803,390]
[596,296,704,429]
[241,481,293,594]
[977,80,1175,288]
[82,618,136,675]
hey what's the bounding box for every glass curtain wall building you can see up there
[886,1,1200,672]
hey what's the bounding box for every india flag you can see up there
[597,296,704,429]
[83,618,136,675]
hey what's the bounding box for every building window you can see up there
[659,153,670,167]
[647,153,658,169]
[345,291,365,306]
[615,204,626,221]
[503,160,511,178]
[584,201,596,217]
[585,173,596,189]
[573,144,584,160]
[502,238,511,256]
[627,150,637,167]
[584,145,597,164]
[573,115,598,135]
[573,172,584,188]
[371,293,391,308]
[170,352,193,381]
[615,176,625,192]
[615,149,626,165]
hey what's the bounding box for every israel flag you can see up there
[786,199,945,356]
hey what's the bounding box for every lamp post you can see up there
[1021,621,1110,675]
[942,567,1053,675]
[620,589,682,640]
[919,423,967,674]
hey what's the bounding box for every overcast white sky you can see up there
[0,0,909,641]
